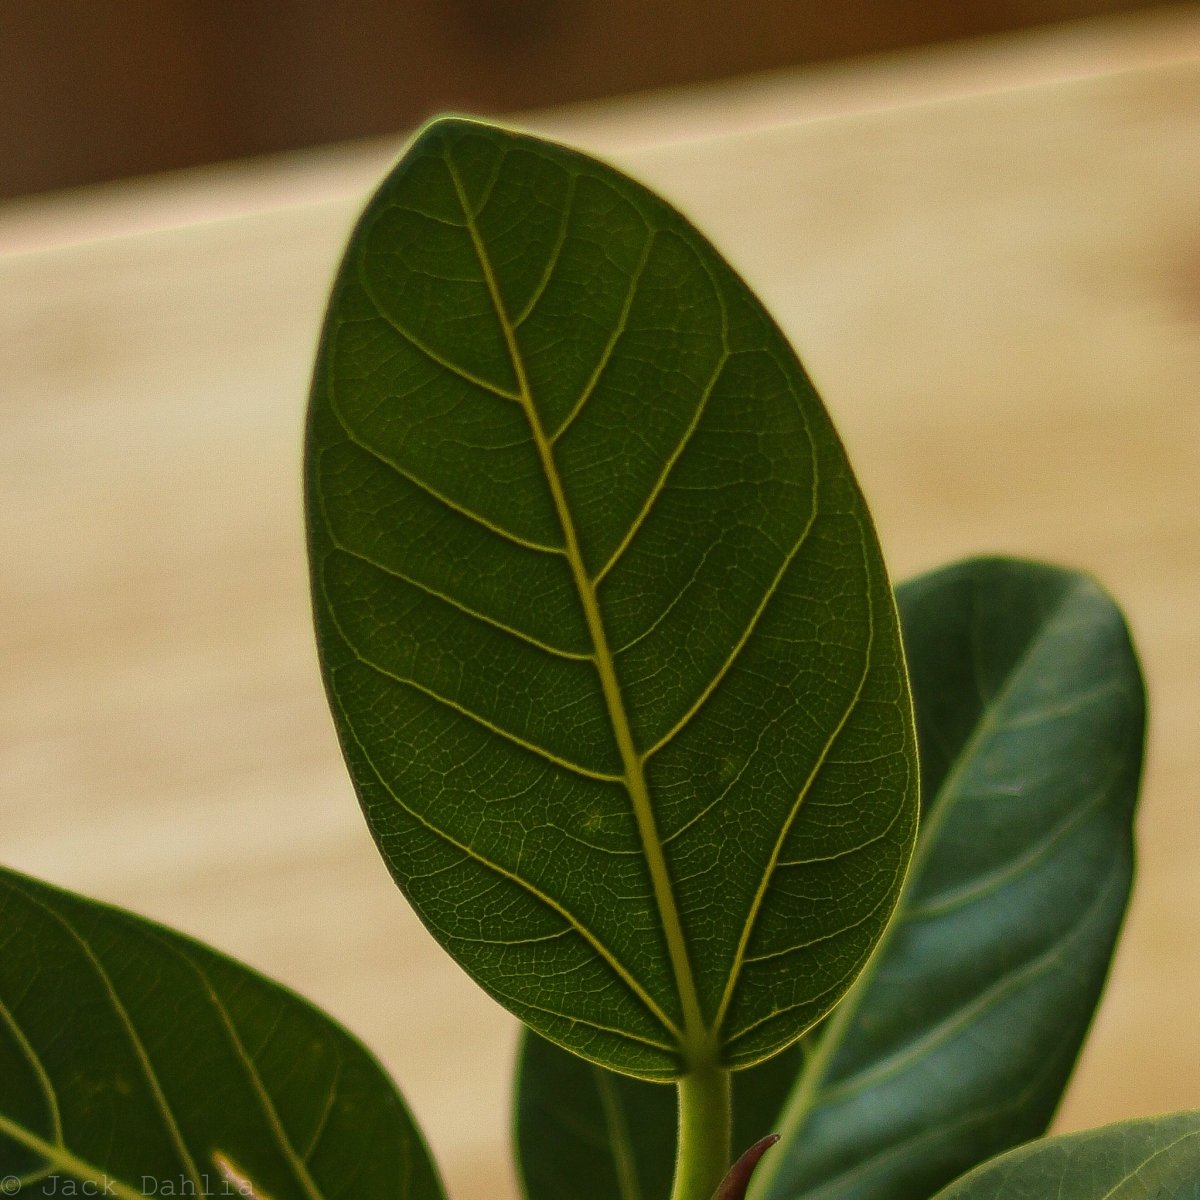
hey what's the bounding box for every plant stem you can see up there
[671,1061,732,1200]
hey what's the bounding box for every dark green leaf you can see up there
[0,866,445,1200]
[306,116,917,1078]
[512,558,1144,1200]
[756,557,1145,1200]
[514,1031,678,1200]
[513,1028,801,1200]
[929,1111,1200,1198]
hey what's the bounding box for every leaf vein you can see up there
[319,420,565,556]
[551,226,656,445]
[722,960,868,1053]
[1097,1128,1200,1200]
[756,576,1104,1177]
[514,172,579,327]
[354,268,523,403]
[0,991,62,1144]
[329,539,592,662]
[326,605,622,783]
[776,812,901,869]
[712,524,875,1036]
[594,1066,645,1200]
[591,279,729,587]
[3,883,204,1191]
[642,507,818,760]
[740,877,898,968]
[300,1056,343,1163]
[0,1114,144,1200]
[822,862,1125,1107]
[905,778,1114,921]
[444,143,708,1059]
[790,1063,1060,1200]
[175,950,326,1200]
[334,706,682,1042]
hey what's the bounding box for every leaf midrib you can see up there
[318,694,682,1049]
[444,153,710,1062]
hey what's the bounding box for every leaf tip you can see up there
[712,1133,781,1200]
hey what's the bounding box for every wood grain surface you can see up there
[2,10,1197,1198]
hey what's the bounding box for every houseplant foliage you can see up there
[0,867,445,1199]
[305,114,919,1198]
[1,116,1193,1199]
[515,557,1147,1200]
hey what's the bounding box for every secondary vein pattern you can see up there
[308,118,917,1077]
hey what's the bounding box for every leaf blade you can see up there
[513,557,1145,1200]
[757,556,1145,1200]
[0,867,445,1200]
[929,1111,1200,1199]
[307,116,917,1075]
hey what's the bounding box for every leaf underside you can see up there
[0,867,444,1200]
[307,116,917,1077]
[513,558,1145,1200]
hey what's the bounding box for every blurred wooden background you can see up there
[0,0,1164,198]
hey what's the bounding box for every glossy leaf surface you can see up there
[0,867,445,1200]
[307,116,916,1077]
[930,1112,1200,1199]
[757,558,1144,1200]
[513,558,1144,1200]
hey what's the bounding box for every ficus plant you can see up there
[0,116,1195,1200]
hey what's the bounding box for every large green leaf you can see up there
[512,558,1144,1200]
[0,866,444,1200]
[929,1111,1200,1198]
[756,558,1144,1200]
[306,116,917,1078]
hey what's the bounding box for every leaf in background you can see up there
[514,1030,678,1200]
[755,557,1145,1200]
[306,116,917,1077]
[0,866,445,1200]
[512,558,1144,1200]
[513,1028,801,1200]
[929,1111,1200,1199]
